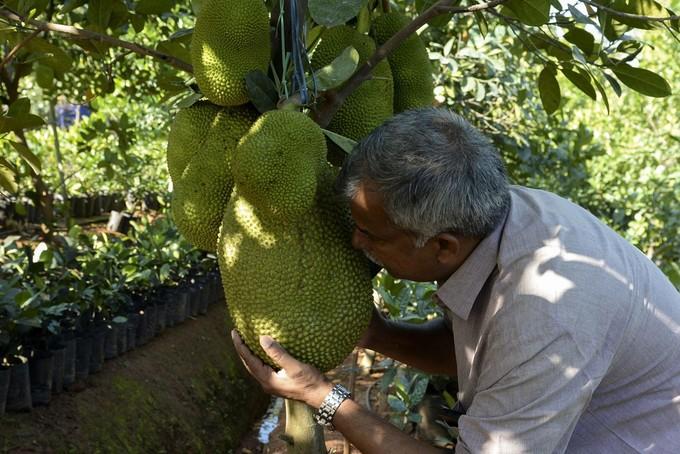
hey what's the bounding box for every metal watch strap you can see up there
[313,384,351,430]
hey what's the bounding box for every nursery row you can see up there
[0,214,221,415]
[0,192,163,227]
[0,272,223,415]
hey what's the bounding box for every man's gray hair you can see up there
[337,107,511,247]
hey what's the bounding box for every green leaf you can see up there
[35,63,54,90]
[87,0,112,31]
[612,0,668,29]
[7,97,31,117]
[312,46,359,91]
[416,0,458,28]
[0,161,18,193]
[604,72,622,96]
[61,0,86,14]
[24,36,73,75]
[0,98,45,133]
[245,70,279,114]
[503,0,551,26]
[560,66,597,100]
[474,11,489,37]
[173,91,203,109]
[668,8,679,32]
[136,0,176,15]
[611,63,672,97]
[592,76,610,114]
[538,66,561,114]
[157,38,191,65]
[564,28,596,56]
[130,14,146,33]
[309,0,362,27]
[10,141,41,174]
[322,129,357,155]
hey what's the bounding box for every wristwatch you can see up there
[313,383,351,431]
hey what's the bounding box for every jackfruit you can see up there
[312,26,394,141]
[166,101,258,252]
[218,110,374,372]
[191,0,271,106]
[372,12,434,112]
[231,110,327,219]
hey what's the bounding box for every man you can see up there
[232,108,680,453]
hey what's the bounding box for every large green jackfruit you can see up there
[191,0,270,106]
[311,26,393,141]
[231,110,327,219]
[218,111,374,372]
[372,12,434,112]
[166,101,258,252]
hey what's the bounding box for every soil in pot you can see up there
[62,337,77,387]
[175,291,188,325]
[50,346,66,394]
[145,304,158,342]
[126,313,140,351]
[135,311,149,346]
[198,284,210,315]
[29,351,54,406]
[0,367,9,416]
[189,286,201,317]
[74,335,93,383]
[104,323,118,360]
[155,301,168,334]
[115,320,128,354]
[6,361,32,412]
[89,326,106,373]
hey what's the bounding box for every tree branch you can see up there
[580,0,680,22]
[0,23,45,71]
[0,8,193,74]
[312,0,509,127]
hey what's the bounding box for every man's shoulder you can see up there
[500,186,632,270]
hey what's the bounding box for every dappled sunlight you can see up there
[547,353,579,380]
[233,197,276,248]
[480,431,525,452]
[221,232,242,268]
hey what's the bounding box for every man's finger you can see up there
[232,330,274,381]
[259,335,302,373]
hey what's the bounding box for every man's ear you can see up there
[434,233,460,265]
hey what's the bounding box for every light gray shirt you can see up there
[436,186,680,453]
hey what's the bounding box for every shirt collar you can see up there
[435,210,508,320]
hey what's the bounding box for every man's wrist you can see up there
[308,381,334,409]
[313,383,352,430]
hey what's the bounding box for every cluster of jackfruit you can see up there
[165,3,434,372]
[219,111,373,371]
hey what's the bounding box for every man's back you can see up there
[448,186,680,453]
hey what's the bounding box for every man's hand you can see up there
[231,330,333,408]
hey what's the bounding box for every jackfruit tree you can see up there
[0,0,678,452]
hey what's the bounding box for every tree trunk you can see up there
[284,399,326,454]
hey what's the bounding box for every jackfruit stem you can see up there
[284,399,326,454]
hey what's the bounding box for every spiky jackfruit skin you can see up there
[232,110,327,219]
[191,0,270,106]
[166,101,258,252]
[312,26,393,141]
[372,12,434,112]
[218,166,374,372]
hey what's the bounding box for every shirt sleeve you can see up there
[455,297,602,454]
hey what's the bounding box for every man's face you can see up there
[349,182,449,282]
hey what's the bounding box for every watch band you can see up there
[313,383,351,431]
